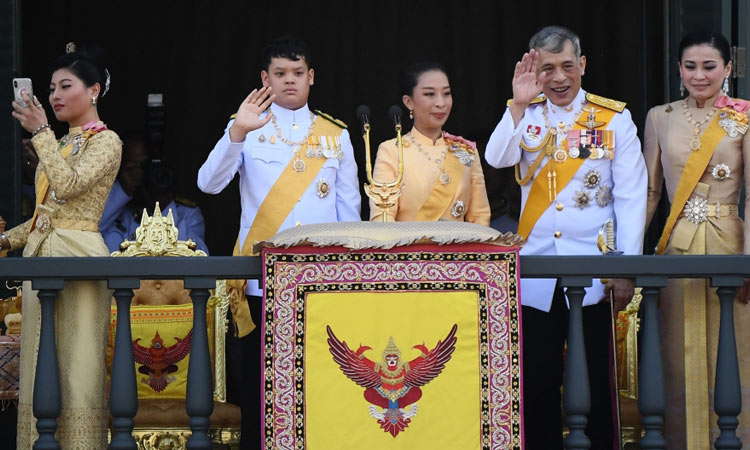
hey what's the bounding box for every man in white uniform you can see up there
[485,26,646,449]
[197,36,360,449]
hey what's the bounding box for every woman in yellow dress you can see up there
[4,43,121,449]
[644,30,750,448]
[370,62,490,224]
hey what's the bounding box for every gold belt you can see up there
[34,213,99,233]
[679,200,738,224]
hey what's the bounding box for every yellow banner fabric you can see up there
[305,291,480,449]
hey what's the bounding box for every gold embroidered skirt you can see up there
[17,229,111,450]
[661,216,750,449]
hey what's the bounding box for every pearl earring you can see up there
[92,96,97,106]
[409,110,413,120]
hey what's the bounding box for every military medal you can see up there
[573,190,591,209]
[595,185,612,207]
[684,197,709,224]
[316,178,330,198]
[712,163,731,181]
[447,142,474,167]
[584,169,601,189]
[554,148,567,163]
[292,146,306,172]
[718,111,749,138]
[336,136,344,160]
[451,200,465,218]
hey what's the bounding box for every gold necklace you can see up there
[271,112,316,172]
[682,98,717,151]
[541,99,588,135]
[408,133,451,184]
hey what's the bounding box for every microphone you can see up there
[356,104,371,125]
[388,105,402,127]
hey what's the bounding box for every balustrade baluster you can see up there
[636,280,667,449]
[109,280,140,450]
[561,278,592,450]
[712,278,743,450]
[32,281,64,450]
[184,278,216,450]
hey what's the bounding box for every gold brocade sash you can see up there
[682,222,710,450]
[516,107,616,239]
[414,150,467,221]
[655,115,725,254]
[227,118,342,337]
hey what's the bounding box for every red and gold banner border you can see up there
[262,244,521,450]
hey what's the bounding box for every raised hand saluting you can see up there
[229,86,276,143]
[508,49,546,126]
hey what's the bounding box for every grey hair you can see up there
[529,26,581,59]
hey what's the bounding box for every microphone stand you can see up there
[359,105,404,222]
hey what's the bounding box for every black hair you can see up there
[50,43,110,101]
[678,30,731,64]
[401,61,448,97]
[262,36,312,71]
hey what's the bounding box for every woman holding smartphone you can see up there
[369,61,490,224]
[6,43,121,449]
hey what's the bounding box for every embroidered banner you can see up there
[0,337,20,401]
[262,243,522,450]
[106,299,217,399]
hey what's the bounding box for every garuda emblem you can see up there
[133,329,193,392]
[327,324,457,437]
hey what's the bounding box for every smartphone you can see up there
[13,78,33,108]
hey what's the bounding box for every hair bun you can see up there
[51,43,112,99]
[74,44,108,69]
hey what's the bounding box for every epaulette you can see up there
[313,110,347,129]
[586,93,626,113]
[506,95,546,107]
[175,196,198,208]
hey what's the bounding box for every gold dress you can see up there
[5,124,121,449]
[644,93,750,449]
[369,127,490,224]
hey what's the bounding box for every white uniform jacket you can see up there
[197,102,361,294]
[485,89,646,312]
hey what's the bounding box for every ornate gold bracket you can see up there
[112,202,206,257]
